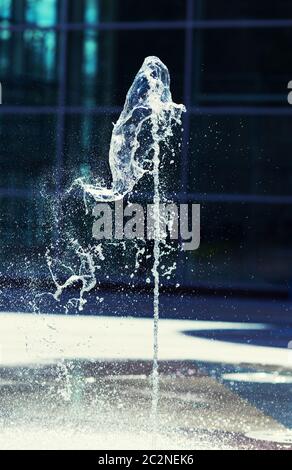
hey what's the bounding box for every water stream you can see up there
[151,120,161,439]
[47,56,185,436]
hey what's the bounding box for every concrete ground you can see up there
[0,313,291,450]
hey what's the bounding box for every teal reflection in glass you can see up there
[83,31,98,79]
[0,0,11,37]
[26,0,57,27]
[23,30,56,80]
[0,0,11,19]
[83,1,99,82]
[85,0,100,23]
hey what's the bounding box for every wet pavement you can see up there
[0,313,291,450]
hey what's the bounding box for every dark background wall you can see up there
[0,0,292,301]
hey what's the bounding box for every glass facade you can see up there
[0,0,292,295]
[193,27,291,106]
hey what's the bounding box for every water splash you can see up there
[48,56,185,438]
[46,240,104,312]
[71,56,185,203]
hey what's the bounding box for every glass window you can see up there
[0,29,58,105]
[188,115,292,196]
[68,0,186,23]
[0,115,57,190]
[195,0,292,19]
[0,0,291,295]
[183,202,292,288]
[0,195,53,280]
[192,28,291,106]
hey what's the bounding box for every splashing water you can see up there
[71,56,185,202]
[49,56,185,437]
